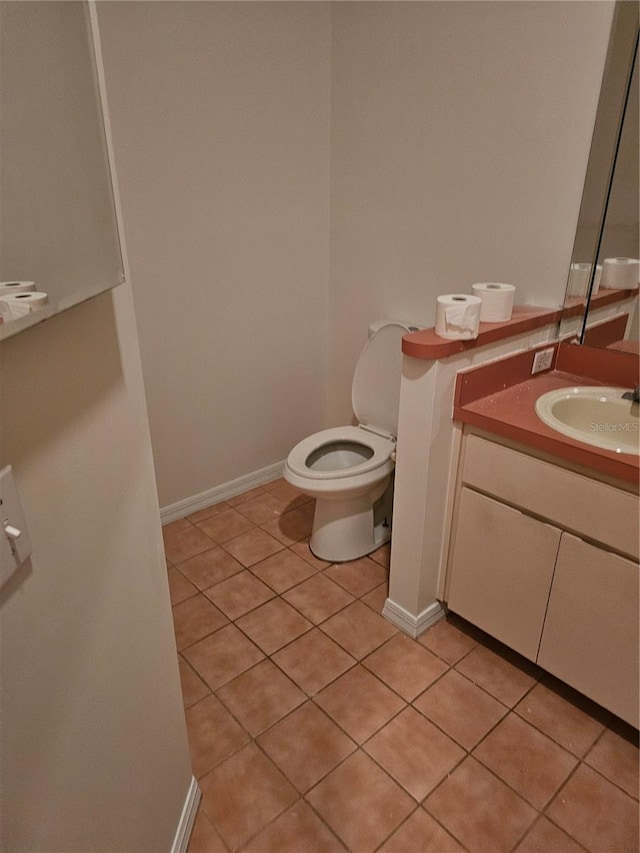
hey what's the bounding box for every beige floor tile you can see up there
[195,506,256,544]
[514,816,586,853]
[363,634,449,701]
[236,597,312,655]
[364,706,465,800]
[163,520,215,564]
[257,701,356,792]
[584,727,639,800]
[546,763,639,853]
[282,573,354,624]
[183,623,264,690]
[186,806,228,853]
[455,644,537,707]
[289,537,333,570]
[167,566,199,606]
[320,600,397,659]
[314,665,405,744]
[262,505,315,546]
[418,618,478,665]
[250,548,318,593]
[222,528,285,567]
[177,545,245,591]
[234,491,288,525]
[325,557,388,597]
[185,694,250,778]
[306,750,414,852]
[377,807,465,852]
[473,713,577,810]
[369,542,391,569]
[414,668,507,750]
[272,629,355,695]
[177,655,210,709]
[199,743,297,850]
[424,757,536,853]
[172,594,228,651]
[203,569,274,620]
[187,501,231,525]
[361,582,388,614]
[261,477,311,509]
[241,801,345,852]
[216,660,305,737]
[514,680,606,758]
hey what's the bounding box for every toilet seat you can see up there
[285,425,395,480]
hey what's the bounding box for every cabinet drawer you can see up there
[447,488,561,661]
[462,433,639,560]
[538,533,639,728]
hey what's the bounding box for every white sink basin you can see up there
[535,387,639,455]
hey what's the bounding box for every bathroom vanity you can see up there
[442,343,639,727]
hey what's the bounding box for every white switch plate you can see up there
[531,347,555,375]
[0,465,32,587]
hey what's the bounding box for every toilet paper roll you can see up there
[434,294,482,340]
[0,291,49,323]
[599,257,640,290]
[592,264,602,296]
[0,280,36,296]
[566,264,591,300]
[471,282,516,322]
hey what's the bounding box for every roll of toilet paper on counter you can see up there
[0,291,48,323]
[471,282,516,322]
[434,294,482,340]
[0,280,36,296]
[599,257,640,290]
[566,264,591,300]
[592,264,602,295]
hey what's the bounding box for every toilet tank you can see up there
[354,321,419,437]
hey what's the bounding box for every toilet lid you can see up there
[352,322,410,437]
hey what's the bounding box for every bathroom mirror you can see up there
[560,1,639,348]
[0,1,124,342]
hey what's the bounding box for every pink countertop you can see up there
[454,343,639,486]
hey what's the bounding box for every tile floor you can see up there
[164,478,639,853]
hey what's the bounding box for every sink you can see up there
[535,387,640,455]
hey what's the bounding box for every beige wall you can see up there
[98,1,331,509]
[328,0,613,424]
[99,1,612,504]
[0,284,192,851]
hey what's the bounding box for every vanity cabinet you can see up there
[444,430,639,726]
[447,488,560,661]
[538,533,638,726]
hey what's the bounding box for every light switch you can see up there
[0,465,32,587]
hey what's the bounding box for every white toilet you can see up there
[283,320,417,562]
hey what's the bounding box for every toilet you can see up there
[283,320,417,562]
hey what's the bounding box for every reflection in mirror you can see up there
[560,2,639,350]
[0,1,123,341]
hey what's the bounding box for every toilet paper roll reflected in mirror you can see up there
[599,257,640,290]
[0,280,36,296]
[567,264,591,300]
[0,291,48,323]
[435,294,482,340]
[471,282,516,322]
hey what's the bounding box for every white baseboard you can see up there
[171,776,201,853]
[382,597,445,639]
[160,460,286,524]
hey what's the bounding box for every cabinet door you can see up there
[538,533,639,727]
[447,488,561,661]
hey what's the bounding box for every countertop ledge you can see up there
[403,288,637,361]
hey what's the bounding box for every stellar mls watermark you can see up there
[589,422,639,432]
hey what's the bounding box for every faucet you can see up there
[621,386,640,404]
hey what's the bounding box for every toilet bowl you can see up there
[283,320,416,562]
